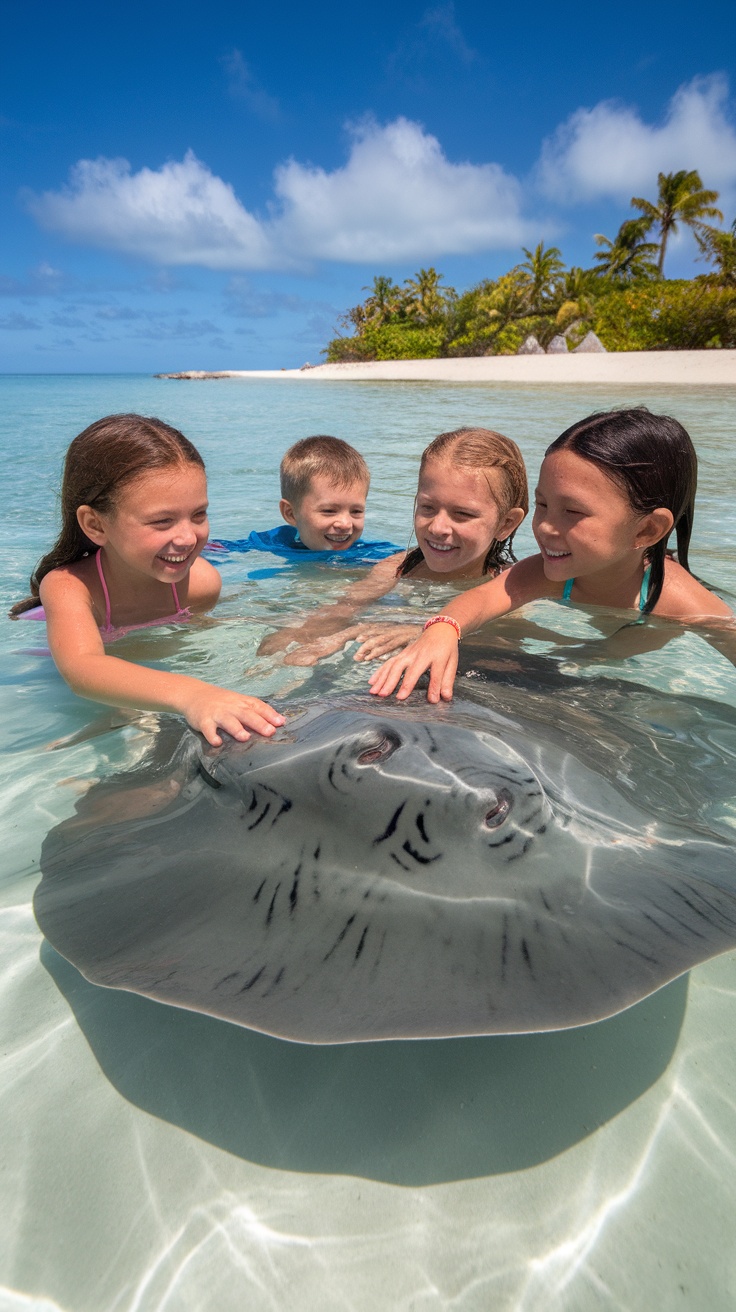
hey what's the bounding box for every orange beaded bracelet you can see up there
[423,614,461,641]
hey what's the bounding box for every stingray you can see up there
[34,664,736,1043]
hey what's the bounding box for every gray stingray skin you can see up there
[35,691,736,1043]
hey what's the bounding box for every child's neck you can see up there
[568,553,649,610]
[96,547,184,620]
[409,554,490,584]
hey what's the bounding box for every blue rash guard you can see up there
[205,525,401,567]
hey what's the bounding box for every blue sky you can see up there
[2,0,735,372]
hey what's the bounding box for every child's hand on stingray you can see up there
[178,685,285,746]
[368,624,460,702]
[353,623,423,662]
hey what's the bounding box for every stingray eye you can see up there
[357,733,398,766]
[484,791,511,827]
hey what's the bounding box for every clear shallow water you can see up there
[1,375,736,1310]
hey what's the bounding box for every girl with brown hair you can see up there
[12,413,284,745]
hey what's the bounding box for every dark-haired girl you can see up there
[11,413,284,745]
[369,408,732,703]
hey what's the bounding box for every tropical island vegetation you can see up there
[324,170,736,360]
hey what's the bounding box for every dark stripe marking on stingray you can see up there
[374,803,406,845]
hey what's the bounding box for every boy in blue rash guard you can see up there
[208,436,399,565]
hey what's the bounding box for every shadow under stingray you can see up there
[42,942,686,1186]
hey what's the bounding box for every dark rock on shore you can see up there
[154,372,229,380]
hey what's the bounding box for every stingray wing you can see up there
[35,768,736,1042]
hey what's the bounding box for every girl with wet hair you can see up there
[258,426,529,665]
[368,407,732,704]
[396,426,528,579]
[11,413,284,745]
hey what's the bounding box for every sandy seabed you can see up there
[162,349,736,386]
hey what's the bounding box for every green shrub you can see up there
[324,324,445,362]
[362,324,445,359]
[593,281,736,351]
[323,336,375,363]
[325,273,736,361]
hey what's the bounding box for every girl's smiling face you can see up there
[82,464,210,583]
[533,449,652,583]
[415,460,523,579]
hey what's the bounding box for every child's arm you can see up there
[280,621,423,667]
[40,568,285,746]
[370,555,735,701]
[258,553,403,655]
[369,555,550,702]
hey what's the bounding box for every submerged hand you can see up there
[179,684,285,746]
[368,626,460,702]
[353,623,423,662]
[283,625,364,666]
[258,627,303,656]
[259,605,359,657]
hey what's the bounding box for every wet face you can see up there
[414,461,521,579]
[281,474,367,551]
[532,450,650,584]
[88,464,209,583]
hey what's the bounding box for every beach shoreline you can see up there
[157,350,736,386]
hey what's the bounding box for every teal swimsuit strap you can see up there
[639,563,652,612]
[562,564,652,610]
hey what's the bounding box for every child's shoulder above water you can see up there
[654,555,732,621]
[39,551,222,624]
[490,551,732,622]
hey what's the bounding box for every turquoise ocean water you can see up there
[1,374,736,1310]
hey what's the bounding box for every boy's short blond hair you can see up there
[280,436,370,508]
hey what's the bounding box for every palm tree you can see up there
[402,268,456,325]
[475,270,528,333]
[696,218,736,287]
[551,266,600,343]
[517,243,566,313]
[337,302,368,334]
[362,275,402,324]
[562,266,598,300]
[631,170,723,276]
[593,218,659,282]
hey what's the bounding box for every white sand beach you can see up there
[160,350,736,385]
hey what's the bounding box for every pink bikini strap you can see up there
[171,581,186,616]
[96,548,189,629]
[95,550,113,631]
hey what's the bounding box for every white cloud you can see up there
[27,152,275,270]
[274,117,528,260]
[539,75,736,204]
[27,119,532,270]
